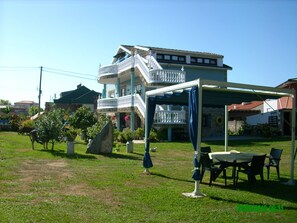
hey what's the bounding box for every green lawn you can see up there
[0,132,296,223]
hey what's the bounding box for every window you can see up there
[178,56,185,62]
[164,55,171,60]
[197,58,203,63]
[204,59,210,64]
[191,57,196,63]
[172,55,178,61]
[210,59,216,65]
[157,54,163,60]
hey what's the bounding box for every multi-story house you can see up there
[97,45,232,140]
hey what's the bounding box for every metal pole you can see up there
[38,66,43,115]
[225,105,228,152]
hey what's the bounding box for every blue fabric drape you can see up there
[143,99,156,168]
[189,86,201,181]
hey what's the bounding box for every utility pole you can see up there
[38,66,43,115]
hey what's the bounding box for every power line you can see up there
[43,70,97,81]
[43,67,96,78]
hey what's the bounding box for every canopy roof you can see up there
[146,79,293,107]
[143,79,296,188]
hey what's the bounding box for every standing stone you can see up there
[86,121,113,154]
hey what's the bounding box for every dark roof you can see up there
[121,44,224,58]
[276,78,297,88]
[54,85,100,104]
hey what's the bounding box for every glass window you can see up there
[172,55,178,61]
[164,55,171,60]
[178,56,185,62]
[204,59,210,64]
[157,54,163,60]
[197,58,203,63]
[210,59,216,65]
[191,57,196,63]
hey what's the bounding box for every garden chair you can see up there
[236,154,266,186]
[265,148,283,180]
[200,152,226,186]
[201,146,211,154]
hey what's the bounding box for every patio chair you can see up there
[236,154,266,186]
[200,152,226,186]
[201,146,211,153]
[265,148,283,180]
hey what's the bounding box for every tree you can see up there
[34,109,65,150]
[68,106,98,140]
[0,99,11,105]
[29,106,43,117]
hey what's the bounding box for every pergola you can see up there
[143,79,296,197]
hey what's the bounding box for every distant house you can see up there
[54,84,101,112]
[14,100,38,114]
[236,78,297,136]
[228,101,263,121]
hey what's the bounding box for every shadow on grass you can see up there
[209,176,297,206]
[100,152,143,161]
[40,149,97,159]
[150,172,193,183]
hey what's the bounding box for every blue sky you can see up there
[0,0,296,107]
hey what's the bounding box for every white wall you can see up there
[263,99,278,112]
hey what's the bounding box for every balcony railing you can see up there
[154,110,186,124]
[149,69,186,84]
[98,95,186,125]
[98,55,186,85]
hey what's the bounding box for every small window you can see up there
[164,55,171,60]
[210,59,216,65]
[157,54,163,60]
[172,55,178,61]
[197,58,203,63]
[191,57,196,63]
[204,59,210,64]
[178,56,185,62]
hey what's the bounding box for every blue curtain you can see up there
[143,98,156,168]
[189,86,201,181]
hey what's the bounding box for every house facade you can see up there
[241,78,297,136]
[97,45,232,140]
[53,84,101,112]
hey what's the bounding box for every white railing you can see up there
[148,56,162,70]
[149,69,186,83]
[134,94,145,118]
[134,54,150,83]
[98,64,118,76]
[98,95,186,125]
[98,54,186,84]
[118,56,133,73]
[98,98,118,109]
[154,110,187,124]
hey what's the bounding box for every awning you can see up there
[143,79,296,196]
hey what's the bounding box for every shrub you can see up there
[34,109,65,150]
[65,128,77,142]
[68,106,98,137]
[134,128,144,140]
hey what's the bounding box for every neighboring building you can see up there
[54,84,101,112]
[14,100,38,114]
[241,78,297,136]
[228,101,263,121]
[97,45,232,140]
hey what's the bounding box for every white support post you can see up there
[225,105,229,152]
[285,92,296,185]
[183,79,206,198]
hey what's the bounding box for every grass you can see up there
[0,132,297,223]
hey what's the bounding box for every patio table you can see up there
[209,151,261,187]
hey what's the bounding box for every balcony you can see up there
[154,110,186,125]
[149,69,186,84]
[98,95,186,125]
[98,55,186,85]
